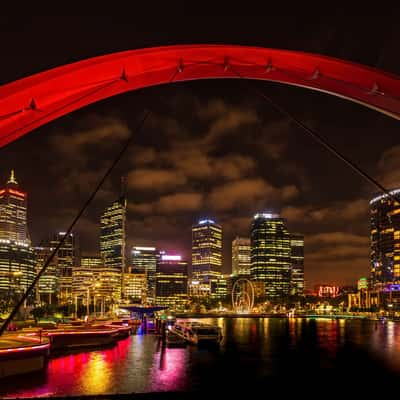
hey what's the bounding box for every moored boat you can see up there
[173,321,222,345]
[0,334,50,378]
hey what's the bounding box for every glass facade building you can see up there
[192,219,222,284]
[290,233,304,296]
[232,237,251,276]
[123,272,147,303]
[81,256,102,268]
[33,246,59,304]
[250,213,291,300]
[0,171,35,298]
[131,246,157,302]
[0,240,35,296]
[370,189,400,286]
[0,171,28,243]
[49,232,79,303]
[100,197,127,272]
[156,254,188,308]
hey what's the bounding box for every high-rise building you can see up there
[210,274,229,300]
[81,256,102,268]
[250,213,291,300]
[0,171,29,244]
[131,246,157,302]
[290,233,304,296]
[192,219,222,285]
[0,171,35,298]
[370,189,400,286]
[156,254,188,308]
[72,265,94,300]
[100,197,126,273]
[123,271,147,303]
[50,232,79,303]
[0,240,35,296]
[96,267,121,302]
[232,237,251,276]
[33,246,59,304]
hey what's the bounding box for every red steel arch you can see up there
[1,44,400,148]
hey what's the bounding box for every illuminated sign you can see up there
[358,277,368,290]
[161,255,182,261]
[134,246,156,251]
[253,212,279,220]
[198,219,215,225]
[318,285,339,297]
[370,189,400,205]
[384,284,400,292]
[8,189,26,197]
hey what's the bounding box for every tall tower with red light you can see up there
[0,170,29,244]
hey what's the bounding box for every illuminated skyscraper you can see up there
[250,213,291,300]
[0,170,29,243]
[131,246,157,302]
[156,254,188,308]
[100,197,126,273]
[81,256,102,268]
[290,233,304,296]
[0,241,35,296]
[232,237,251,276]
[192,219,222,284]
[123,271,147,303]
[0,171,35,297]
[49,232,79,303]
[33,246,59,304]
[370,189,400,286]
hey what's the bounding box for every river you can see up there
[1,317,399,397]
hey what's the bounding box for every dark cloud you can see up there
[378,145,400,188]
[127,168,187,191]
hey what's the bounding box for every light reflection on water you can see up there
[1,317,400,397]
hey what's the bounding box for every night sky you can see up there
[1,12,400,287]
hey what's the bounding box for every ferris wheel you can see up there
[231,278,255,313]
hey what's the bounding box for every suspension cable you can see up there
[227,63,400,204]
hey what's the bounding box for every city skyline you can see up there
[2,14,400,287]
[0,168,386,288]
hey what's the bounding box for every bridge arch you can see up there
[1,44,400,147]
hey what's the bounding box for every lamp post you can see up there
[86,287,90,317]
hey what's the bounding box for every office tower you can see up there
[0,170,29,243]
[0,241,35,296]
[210,274,229,300]
[49,232,78,303]
[81,256,102,268]
[370,189,400,286]
[123,271,147,303]
[72,265,94,300]
[188,280,211,298]
[232,237,251,276]
[131,246,157,302]
[0,171,35,297]
[156,254,188,308]
[250,212,291,300]
[100,197,127,273]
[290,233,304,296]
[33,246,59,304]
[192,219,222,285]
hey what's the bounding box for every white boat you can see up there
[173,321,222,345]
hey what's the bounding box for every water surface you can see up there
[2,317,399,397]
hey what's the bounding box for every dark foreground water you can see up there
[2,317,400,397]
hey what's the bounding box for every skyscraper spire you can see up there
[7,169,18,185]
